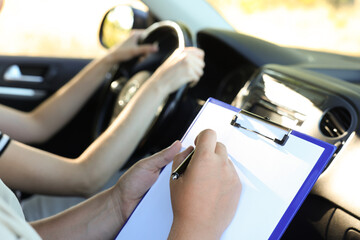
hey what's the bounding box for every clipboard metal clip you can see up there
[230,109,292,146]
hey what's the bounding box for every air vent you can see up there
[320,107,351,138]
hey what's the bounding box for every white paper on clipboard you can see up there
[115,98,335,240]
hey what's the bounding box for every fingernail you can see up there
[168,140,180,149]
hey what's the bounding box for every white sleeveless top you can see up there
[0,179,41,239]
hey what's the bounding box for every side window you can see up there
[0,0,135,58]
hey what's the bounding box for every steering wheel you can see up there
[92,20,193,156]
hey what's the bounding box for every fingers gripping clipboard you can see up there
[115,98,336,240]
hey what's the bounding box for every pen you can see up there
[171,148,195,180]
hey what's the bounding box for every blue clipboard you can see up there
[115,98,336,240]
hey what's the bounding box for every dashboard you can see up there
[194,29,360,239]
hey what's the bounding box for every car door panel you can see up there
[0,56,96,157]
[0,56,91,111]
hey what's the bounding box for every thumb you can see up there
[172,146,194,172]
[132,44,158,58]
[144,140,182,171]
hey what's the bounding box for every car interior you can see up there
[0,2,360,239]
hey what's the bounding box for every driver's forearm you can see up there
[0,53,114,144]
[0,140,92,196]
[0,75,171,197]
[76,75,170,193]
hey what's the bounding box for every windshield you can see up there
[207,0,360,56]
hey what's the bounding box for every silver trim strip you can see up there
[0,134,10,152]
[0,86,45,98]
[4,65,44,83]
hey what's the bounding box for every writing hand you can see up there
[169,129,241,240]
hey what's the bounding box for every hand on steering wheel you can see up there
[106,30,158,64]
[93,21,204,157]
[148,47,204,95]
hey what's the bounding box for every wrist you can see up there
[168,218,222,240]
[109,185,127,229]
[103,50,118,65]
[146,71,172,96]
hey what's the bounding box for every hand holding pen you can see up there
[171,148,195,180]
[169,129,242,239]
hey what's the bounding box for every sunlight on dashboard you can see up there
[262,74,314,113]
